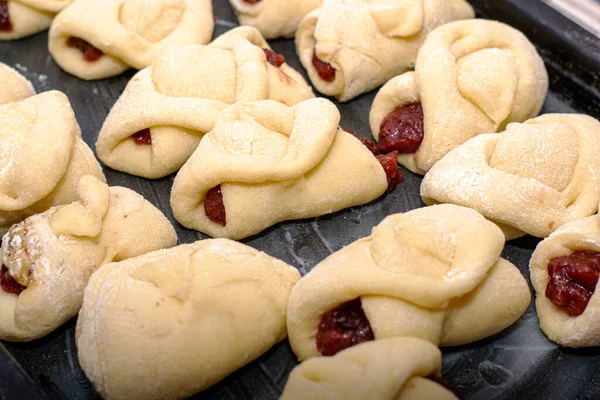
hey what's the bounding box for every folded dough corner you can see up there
[0,62,35,104]
[0,0,72,40]
[48,0,215,80]
[76,239,300,400]
[296,0,474,102]
[170,98,389,240]
[95,26,314,179]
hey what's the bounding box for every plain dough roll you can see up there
[421,114,600,239]
[76,239,301,400]
[281,337,457,400]
[48,0,214,80]
[0,62,35,104]
[0,176,177,341]
[296,0,474,102]
[0,0,72,40]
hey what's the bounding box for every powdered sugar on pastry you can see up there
[0,0,72,40]
[0,62,34,104]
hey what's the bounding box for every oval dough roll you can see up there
[287,204,530,361]
[0,176,177,341]
[370,19,548,174]
[229,0,322,39]
[281,337,458,400]
[296,0,474,102]
[0,0,72,40]
[421,114,600,239]
[170,98,388,240]
[0,91,105,236]
[96,26,314,179]
[76,239,300,400]
[48,0,214,80]
[0,62,34,104]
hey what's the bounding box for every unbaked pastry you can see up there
[0,0,72,40]
[96,26,314,179]
[229,0,322,39]
[287,204,530,361]
[0,176,177,342]
[281,337,458,400]
[421,114,600,239]
[170,98,389,240]
[0,62,34,104]
[296,0,474,102]
[76,239,300,400]
[48,0,214,80]
[0,91,105,237]
[370,19,548,174]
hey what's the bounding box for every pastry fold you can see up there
[170,98,388,240]
[0,62,34,104]
[76,239,300,400]
[421,114,600,239]
[229,0,322,39]
[296,0,474,102]
[281,337,457,400]
[96,26,314,179]
[0,0,72,40]
[48,0,214,80]
[0,91,105,236]
[287,204,530,361]
[0,176,177,341]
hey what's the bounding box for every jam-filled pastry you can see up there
[0,62,34,104]
[76,239,300,400]
[0,176,177,342]
[171,98,394,240]
[0,0,71,40]
[296,0,474,102]
[0,91,105,237]
[281,337,459,400]
[96,27,314,179]
[287,204,530,361]
[530,213,600,347]
[48,0,214,80]
[421,114,600,240]
[370,19,548,175]
[229,0,322,39]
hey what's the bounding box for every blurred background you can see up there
[542,0,600,37]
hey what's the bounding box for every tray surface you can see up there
[1,1,600,399]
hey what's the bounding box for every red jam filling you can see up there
[316,298,374,356]
[132,128,152,146]
[263,48,285,68]
[0,1,12,32]
[355,135,378,156]
[546,250,600,317]
[66,37,104,62]
[377,103,424,154]
[427,376,462,399]
[243,0,262,3]
[204,185,226,226]
[376,151,404,191]
[312,51,336,82]
[0,266,25,295]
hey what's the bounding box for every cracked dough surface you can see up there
[0,62,35,104]
[0,0,72,40]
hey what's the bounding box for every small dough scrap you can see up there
[0,0,72,40]
[0,62,35,104]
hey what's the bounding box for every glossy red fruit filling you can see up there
[0,265,25,295]
[378,103,424,154]
[355,135,378,156]
[66,37,104,62]
[263,48,285,68]
[316,298,374,356]
[243,0,262,3]
[312,51,336,82]
[427,376,462,399]
[204,185,226,226]
[0,1,12,32]
[546,250,600,317]
[376,151,404,191]
[132,128,152,145]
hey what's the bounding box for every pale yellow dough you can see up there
[0,62,35,104]
[0,91,105,236]
[229,0,322,39]
[170,98,388,240]
[370,19,549,174]
[296,0,474,102]
[530,213,600,347]
[281,337,458,400]
[48,0,214,80]
[421,114,600,239]
[95,26,313,179]
[287,204,530,361]
[0,176,176,342]
[0,0,72,40]
[76,239,300,400]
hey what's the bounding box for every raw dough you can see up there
[0,0,72,40]
[76,239,300,400]
[0,62,34,104]
[0,176,177,341]
[170,98,388,240]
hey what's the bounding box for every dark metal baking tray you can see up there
[0,0,599,398]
